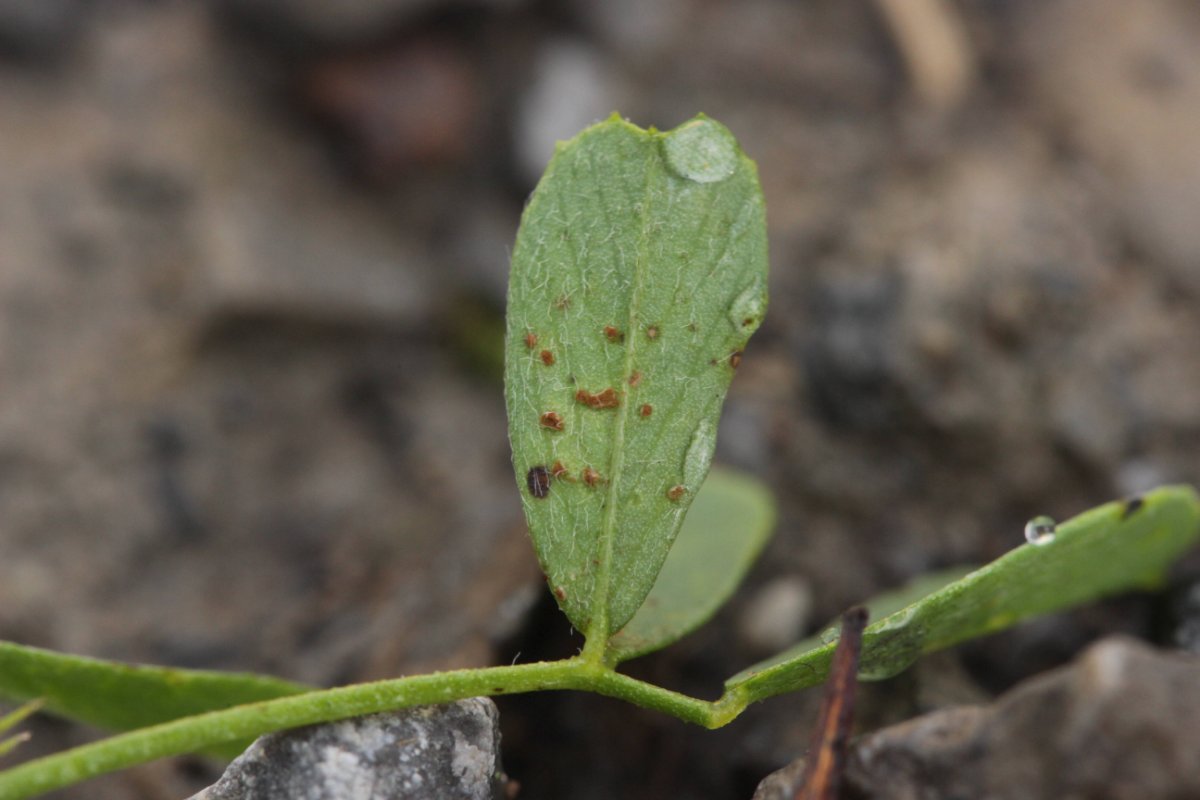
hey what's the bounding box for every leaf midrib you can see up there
[586,136,661,644]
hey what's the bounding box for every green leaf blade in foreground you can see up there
[726,486,1200,703]
[505,114,768,638]
[0,641,308,758]
[607,467,776,662]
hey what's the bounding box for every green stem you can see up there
[0,659,750,800]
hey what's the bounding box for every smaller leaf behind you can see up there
[607,467,775,662]
[726,486,1200,704]
[0,642,309,759]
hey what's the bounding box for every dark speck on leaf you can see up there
[1122,496,1145,519]
[604,325,624,343]
[526,466,551,499]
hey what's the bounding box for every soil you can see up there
[1,1,1199,798]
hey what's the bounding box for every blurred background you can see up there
[2,0,1200,797]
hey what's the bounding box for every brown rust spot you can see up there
[666,485,686,501]
[523,332,538,350]
[539,411,564,431]
[575,387,620,409]
[582,466,602,487]
[640,404,653,417]
[646,325,660,340]
[603,325,624,343]
[730,350,743,369]
[526,466,551,499]
[628,371,642,387]
[540,349,555,366]
[551,460,574,481]
[553,586,567,601]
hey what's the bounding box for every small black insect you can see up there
[527,465,551,499]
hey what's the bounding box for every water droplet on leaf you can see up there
[729,280,766,332]
[662,118,738,184]
[683,420,716,489]
[1024,515,1057,546]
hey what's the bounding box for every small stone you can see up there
[514,40,620,185]
[738,576,814,654]
[190,699,508,800]
[1173,581,1200,654]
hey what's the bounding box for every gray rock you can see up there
[190,699,508,800]
[837,638,1200,800]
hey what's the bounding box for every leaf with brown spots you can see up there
[504,115,768,639]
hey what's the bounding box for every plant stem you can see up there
[0,659,750,800]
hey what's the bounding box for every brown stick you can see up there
[795,606,869,800]
[873,0,975,110]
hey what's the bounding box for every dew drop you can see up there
[662,118,738,184]
[1024,515,1057,546]
[683,420,716,489]
[729,280,766,333]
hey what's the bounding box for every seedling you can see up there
[1,115,1197,799]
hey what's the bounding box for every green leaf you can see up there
[607,467,776,662]
[505,114,769,639]
[731,565,977,680]
[726,486,1200,703]
[0,641,309,758]
[0,700,43,761]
